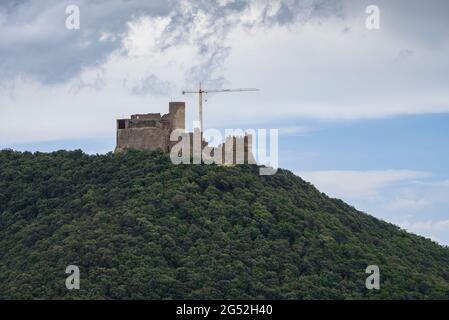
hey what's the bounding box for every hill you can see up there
[0,149,448,299]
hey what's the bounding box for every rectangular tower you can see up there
[169,102,186,131]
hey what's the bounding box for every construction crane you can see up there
[182,83,259,132]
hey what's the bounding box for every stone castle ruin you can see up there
[115,102,254,165]
[115,102,185,153]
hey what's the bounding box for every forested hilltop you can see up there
[0,149,448,299]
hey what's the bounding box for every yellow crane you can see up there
[182,83,259,132]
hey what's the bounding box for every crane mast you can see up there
[182,84,259,132]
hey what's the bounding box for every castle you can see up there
[115,102,254,164]
[115,102,185,153]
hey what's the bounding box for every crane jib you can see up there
[182,86,260,132]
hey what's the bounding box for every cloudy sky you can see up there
[1,0,449,244]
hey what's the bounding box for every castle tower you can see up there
[169,102,185,131]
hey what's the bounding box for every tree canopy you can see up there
[0,149,448,299]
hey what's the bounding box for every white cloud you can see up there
[386,197,429,211]
[0,0,171,83]
[398,220,449,245]
[297,170,432,199]
[278,125,316,136]
[1,1,449,145]
[412,180,449,188]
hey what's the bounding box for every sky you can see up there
[1,0,449,244]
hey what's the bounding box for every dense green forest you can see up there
[0,149,448,299]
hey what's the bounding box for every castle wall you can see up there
[116,127,168,153]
